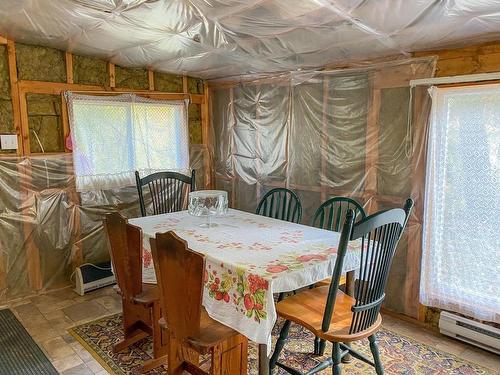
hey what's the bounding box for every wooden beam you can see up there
[148,70,155,91]
[108,62,116,88]
[6,40,24,156]
[18,80,103,95]
[407,86,428,320]
[183,76,188,93]
[364,81,381,213]
[17,162,43,291]
[320,75,329,202]
[65,51,73,84]
[18,92,30,155]
[229,87,236,206]
[255,84,262,202]
[201,83,212,188]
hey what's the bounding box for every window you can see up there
[66,93,189,191]
[420,84,500,323]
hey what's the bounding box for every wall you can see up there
[0,38,210,303]
[0,40,205,156]
[414,41,500,76]
[209,58,436,322]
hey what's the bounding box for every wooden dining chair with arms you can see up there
[150,230,248,375]
[270,199,414,375]
[135,170,195,217]
[255,187,302,224]
[104,212,168,373]
[311,196,367,355]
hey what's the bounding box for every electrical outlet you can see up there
[0,134,18,150]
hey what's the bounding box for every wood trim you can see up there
[65,52,73,84]
[108,62,116,88]
[6,40,23,156]
[148,70,155,91]
[61,95,70,152]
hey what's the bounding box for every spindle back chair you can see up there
[271,199,414,375]
[255,188,302,223]
[135,170,195,217]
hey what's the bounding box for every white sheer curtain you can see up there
[66,93,190,191]
[420,84,500,323]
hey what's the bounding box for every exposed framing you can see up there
[207,65,426,320]
[0,36,211,298]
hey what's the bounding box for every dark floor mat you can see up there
[0,308,58,375]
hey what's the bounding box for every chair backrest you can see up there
[255,188,302,223]
[150,231,204,341]
[104,212,143,301]
[322,198,414,335]
[312,196,366,232]
[135,170,195,217]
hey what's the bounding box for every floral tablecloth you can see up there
[129,209,363,348]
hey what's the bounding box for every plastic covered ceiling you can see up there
[1,0,500,79]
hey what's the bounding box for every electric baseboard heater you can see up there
[74,261,116,296]
[439,311,500,355]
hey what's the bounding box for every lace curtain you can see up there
[420,84,500,323]
[66,93,190,191]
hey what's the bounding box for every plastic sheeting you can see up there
[1,1,500,79]
[0,145,209,302]
[210,57,436,318]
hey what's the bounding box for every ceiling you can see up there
[1,0,500,79]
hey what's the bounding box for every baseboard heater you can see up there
[439,311,500,355]
[74,261,116,296]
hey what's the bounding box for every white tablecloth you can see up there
[129,209,363,348]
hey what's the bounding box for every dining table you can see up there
[129,208,362,375]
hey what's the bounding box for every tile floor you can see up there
[3,286,499,374]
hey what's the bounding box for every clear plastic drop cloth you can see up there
[0,145,209,302]
[0,0,499,78]
[209,57,436,318]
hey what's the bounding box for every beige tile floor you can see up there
[3,286,499,374]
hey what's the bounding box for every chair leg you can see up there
[368,335,384,375]
[314,336,320,355]
[318,339,326,355]
[332,342,342,375]
[269,320,291,372]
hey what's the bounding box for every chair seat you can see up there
[159,308,241,354]
[276,285,381,342]
[132,284,160,306]
[315,274,346,288]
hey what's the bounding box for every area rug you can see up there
[69,313,495,375]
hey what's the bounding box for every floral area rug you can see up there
[68,314,495,375]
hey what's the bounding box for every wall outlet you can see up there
[0,134,18,150]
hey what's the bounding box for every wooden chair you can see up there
[270,199,414,375]
[104,212,168,373]
[151,231,248,375]
[135,170,195,217]
[311,196,367,355]
[256,187,302,223]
